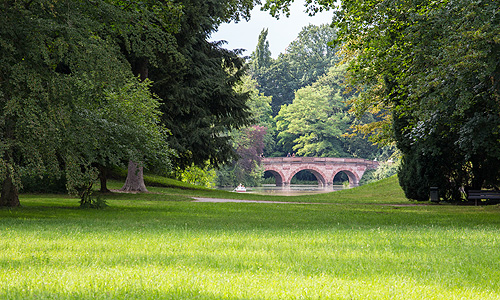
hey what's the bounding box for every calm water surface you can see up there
[220,184,348,196]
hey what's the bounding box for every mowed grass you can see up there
[1,177,500,299]
[135,175,409,205]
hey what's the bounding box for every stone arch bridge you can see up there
[262,157,379,187]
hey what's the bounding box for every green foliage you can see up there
[215,76,272,187]
[285,24,339,88]
[0,0,176,205]
[107,170,210,190]
[277,84,350,157]
[252,56,296,116]
[20,174,67,194]
[216,125,267,187]
[251,24,338,116]
[154,0,258,170]
[276,64,379,158]
[235,76,274,132]
[177,164,217,189]
[248,22,382,160]
[79,191,108,209]
[397,151,433,201]
[263,0,335,18]
[1,0,260,204]
[252,28,273,69]
[216,161,265,187]
[87,78,172,169]
[373,161,399,181]
[360,160,399,186]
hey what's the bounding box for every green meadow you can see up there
[1,176,499,299]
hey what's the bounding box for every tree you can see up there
[93,0,259,192]
[276,64,377,158]
[216,75,272,186]
[276,85,350,157]
[285,24,339,89]
[151,0,259,170]
[236,76,275,155]
[252,55,297,116]
[252,28,273,69]
[177,163,217,188]
[335,0,500,200]
[216,125,268,187]
[98,0,183,192]
[0,1,173,206]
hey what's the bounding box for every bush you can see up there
[398,153,430,201]
[360,160,399,186]
[177,164,216,188]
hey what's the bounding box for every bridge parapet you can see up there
[263,156,375,162]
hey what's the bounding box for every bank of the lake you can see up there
[218,184,347,196]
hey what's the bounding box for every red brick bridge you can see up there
[262,157,379,187]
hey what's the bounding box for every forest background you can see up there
[214,24,397,188]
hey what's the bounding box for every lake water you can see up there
[220,184,348,196]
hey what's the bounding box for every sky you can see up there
[210,1,334,58]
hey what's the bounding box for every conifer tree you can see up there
[252,28,273,69]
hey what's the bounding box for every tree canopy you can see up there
[276,64,378,158]
[250,24,339,116]
[216,75,271,187]
[335,0,500,200]
[0,0,178,206]
[252,28,273,69]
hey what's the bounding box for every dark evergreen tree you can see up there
[152,0,256,170]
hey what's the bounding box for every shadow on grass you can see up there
[4,195,500,234]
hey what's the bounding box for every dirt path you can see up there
[191,197,428,206]
[191,197,324,204]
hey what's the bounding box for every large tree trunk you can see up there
[1,176,20,207]
[98,165,110,193]
[120,161,148,192]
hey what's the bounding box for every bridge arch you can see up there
[263,169,286,186]
[288,166,327,186]
[331,168,361,187]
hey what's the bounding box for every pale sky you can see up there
[210,1,334,58]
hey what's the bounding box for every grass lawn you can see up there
[1,176,499,299]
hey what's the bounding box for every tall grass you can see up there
[1,178,499,299]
